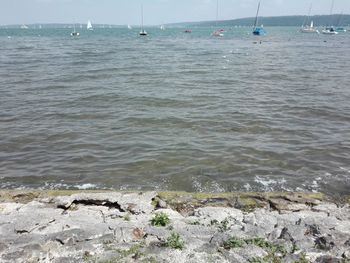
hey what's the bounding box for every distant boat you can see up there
[71,24,80,36]
[20,24,29,29]
[322,0,338,35]
[212,0,224,37]
[335,27,346,32]
[87,20,93,30]
[139,4,148,36]
[301,21,319,34]
[184,29,192,33]
[128,24,132,30]
[322,27,338,35]
[252,1,266,36]
[335,13,347,32]
[160,24,165,30]
[300,4,319,33]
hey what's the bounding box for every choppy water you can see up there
[0,27,349,195]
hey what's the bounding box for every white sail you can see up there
[128,24,132,29]
[87,20,93,30]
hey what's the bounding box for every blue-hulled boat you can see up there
[252,1,266,36]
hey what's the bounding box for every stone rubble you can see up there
[0,191,349,263]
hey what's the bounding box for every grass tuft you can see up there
[151,212,170,227]
[166,232,185,250]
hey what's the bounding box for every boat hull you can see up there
[253,28,266,36]
[300,28,319,34]
[322,30,338,35]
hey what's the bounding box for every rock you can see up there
[194,207,244,224]
[315,255,344,263]
[0,191,349,263]
[278,227,294,242]
[315,236,335,250]
[305,224,321,236]
[54,192,157,214]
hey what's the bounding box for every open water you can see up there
[0,27,349,195]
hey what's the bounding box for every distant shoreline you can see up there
[1,14,350,28]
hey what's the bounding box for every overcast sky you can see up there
[1,0,350,25]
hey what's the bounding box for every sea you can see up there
[0,27,349,196]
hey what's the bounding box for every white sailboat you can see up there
[301,21,319,33]
[87,20,93,30]
[128,24,132,30]
[322,0,338,35]
[160,24,165,30]
[212,0,224,37]
[300,3,319,33]
[20,24,29,29]
[139,4,148,36]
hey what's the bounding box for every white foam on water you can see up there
[254,176,289,192]
[76,183,97,190]
[243,183,252,191]
[339,167,350,173]
[191,176,225,193]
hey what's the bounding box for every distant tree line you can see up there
[170,15,350,27]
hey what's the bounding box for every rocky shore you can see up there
[0,190,349,263]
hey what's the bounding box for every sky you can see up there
[1,0,350,26]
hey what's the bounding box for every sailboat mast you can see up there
[216,0,219,28]
[254,1,261,29]
[141,4,144,31]
[330,0,335,15]
[302,3,313,28]
[329,0,335,26]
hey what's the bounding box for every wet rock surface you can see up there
[0,191,349,263]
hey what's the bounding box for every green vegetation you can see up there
[150,212,170,227]
[218,218,231,232]
[114,243,145,261]
[157,191,325,213]
[223,237,246,249]
[166,233,185,250]
[188,220,201,225]
[224,237,288,263]
[123,213,131,221]
[294,253,310,263]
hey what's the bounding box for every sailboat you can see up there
[70,24,80,36]
[160,24,165,30]
[128,24,132,30]
[20,24,29,29]
[322,0,338,35]
[301,21,319,33]
[212,0,224,37]
[139,4,148,36]
[300,3,319,33]
[87,20,93,31]
[252,1,266,36]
